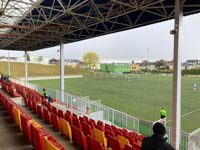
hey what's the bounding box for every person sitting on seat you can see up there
[41,88,52,102]
[4,76,10,82]
[141,122,175,150]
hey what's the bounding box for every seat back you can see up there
[88,120,95,129]
[51,113,61,131]
[65,113,72,125]
[117,135,131,149]
[107,135,122,150]
[87,136,105,150]
[37,105,44,119]
[82,122,93,136]
[95,124,104,132]
[105,129,115,138]
[43,109,52,124]
[20,113,32,141]
[97,120,104,127]
[13,106,22,131]
[60,118,72,140]
[131,142,141,150]
[31,125,49,150]
[58,109,65,119]
[44,136,65,150]
[73,117,82,130]
[93,128,107,148]
[52,106,58,116]
[71,125,87,150]
[125,145,137,150]
[66,110,71,115]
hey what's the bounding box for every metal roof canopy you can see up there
[0,0,200,51]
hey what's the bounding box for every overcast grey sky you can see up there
[0,13,200,63]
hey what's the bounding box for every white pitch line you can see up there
[166,108,200,123]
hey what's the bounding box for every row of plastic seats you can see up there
[45,100,140,150]
[0,80,21,97]
[15,83,44,104]
[0,92,66,150]
[27,97,112,150]
[64,110,141,150]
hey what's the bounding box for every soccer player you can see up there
[193,83,197,90]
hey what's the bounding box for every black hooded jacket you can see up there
[141,135,175,150]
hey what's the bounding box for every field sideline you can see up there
[30,74,200,133]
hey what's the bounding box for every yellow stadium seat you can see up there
[44,136,60,150]
[137,141,142,147]
[117,135,131,149]
[13,106,22,131]
[29,119,42,128]
[93,128,107,148]
[60,118,72,140]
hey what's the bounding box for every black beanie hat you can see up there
[153,122,166,136]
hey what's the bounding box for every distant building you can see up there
[186,60,200,65]
[65,59,84,68]
[49,58,59,64]
[185,59,200,69]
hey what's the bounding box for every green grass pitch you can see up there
[30,74,200,133]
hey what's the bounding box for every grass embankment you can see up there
[0,61,87,77]
[30,75,200,133]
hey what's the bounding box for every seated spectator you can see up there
[4,76,10,82]
[41,88,52,102]
[141,122,175,150]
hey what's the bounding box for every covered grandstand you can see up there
[1,0,200,149]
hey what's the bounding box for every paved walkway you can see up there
[19,75,83,81]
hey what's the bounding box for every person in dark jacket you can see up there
[141,122,175,150]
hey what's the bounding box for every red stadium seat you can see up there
[52,106,58,116]
[51,113,61,131]
[31,125,49,150]
[73,113,78,119]
[71,125,87,150]
[65,113,72,125]
[32,102,37,113]
[105,129,115,138]
[95,124,105,132]
[79,116,86,124]
[83,116,88,122]
[66,110,71,115]
[87,136,106,150]
[82,122,93,136]
[107,135,123,150]
[20,113,32,143]
[73,117,82,130]
[58,109,65,119]
[97,120,104,127]
[37,105,44,119]
[43,109,52,124]
[88,120,95,129]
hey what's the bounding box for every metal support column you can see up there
[172,0,183,149]
[60,42,64,102]
[8,50,10,76]
[25,51,28,87]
